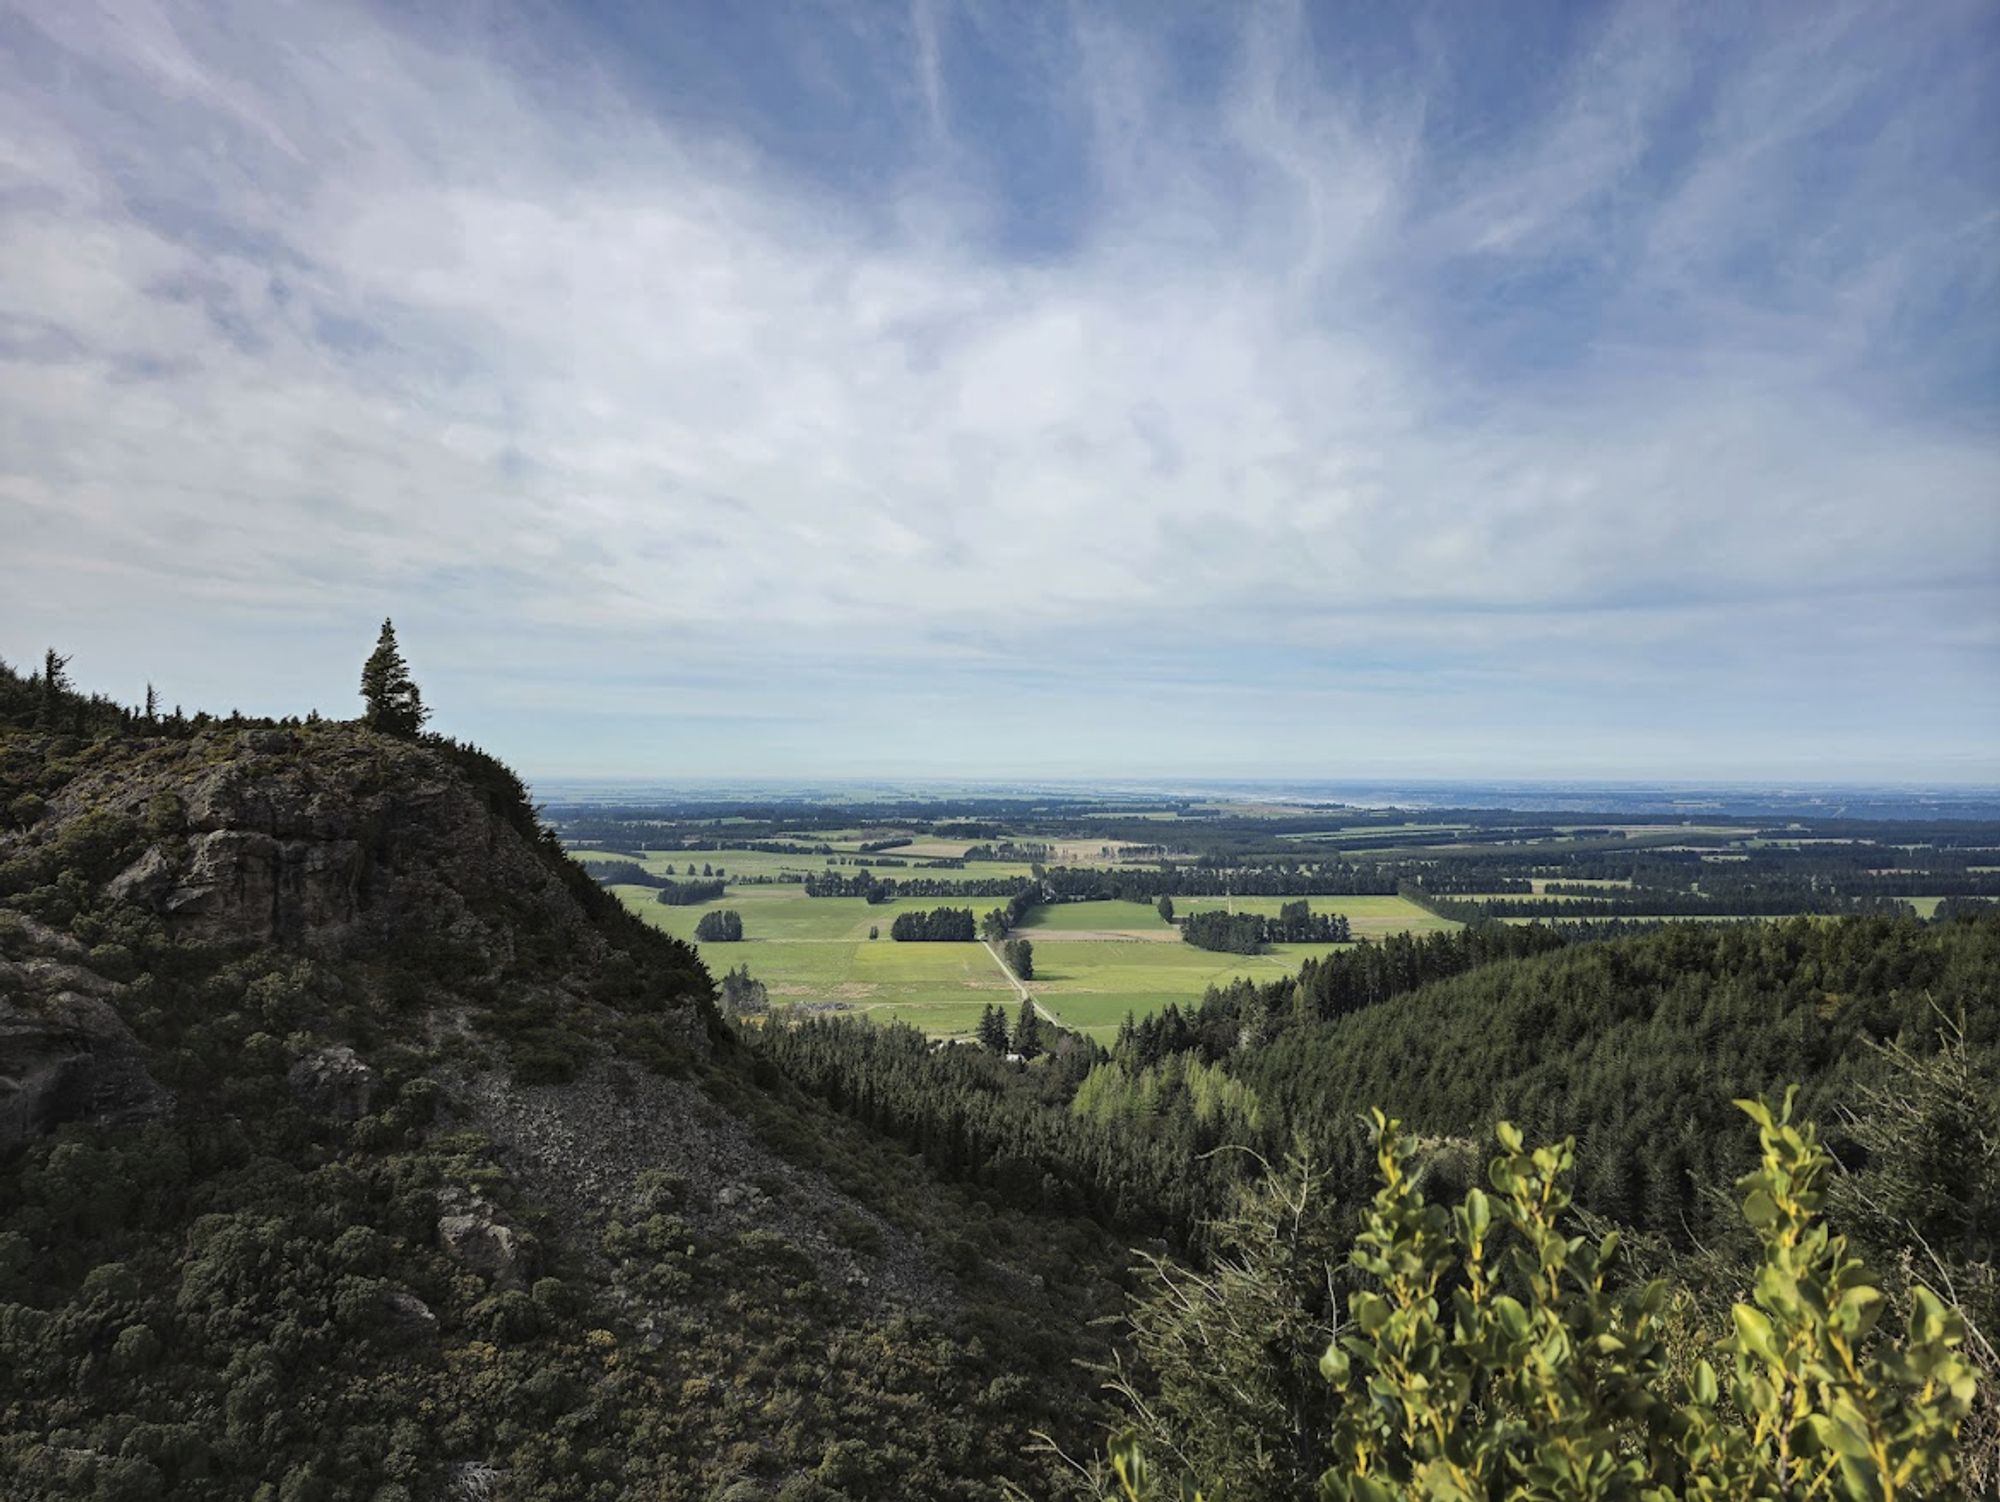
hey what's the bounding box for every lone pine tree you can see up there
[359,619,430,736]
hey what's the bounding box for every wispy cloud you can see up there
[0,0,1993,778]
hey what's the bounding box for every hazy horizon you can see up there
[3,1,1995,781]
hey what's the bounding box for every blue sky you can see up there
[1,0,1995,781]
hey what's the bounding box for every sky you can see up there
[1,0,1996,783]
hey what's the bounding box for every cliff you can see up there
[0,717,1110,1501]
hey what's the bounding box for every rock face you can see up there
[0,921,169,1149]
[286,1045,379,1121]
[436,1187,529,1290]
[0,721,713,1147]
[49,727,595,968]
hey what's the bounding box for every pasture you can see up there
[1030,941,1347,1039]
[1165,893,1458,938]
[575,845,1042,885]
[608,884,1464,1042]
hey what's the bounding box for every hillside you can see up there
[0,719,1120,1500]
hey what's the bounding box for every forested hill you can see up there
[1236,913,2000,1233]
[766,912,2000,1250]
[0,701,1123,1500]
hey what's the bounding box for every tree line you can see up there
[1179,901,1352,952]
[889,907,976,941]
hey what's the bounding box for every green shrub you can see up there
[1105,1092,1977,1500]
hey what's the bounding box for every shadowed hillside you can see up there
[0,687,1120,1501]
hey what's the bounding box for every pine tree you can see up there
[359,620,429,736]
[37,648,72,730]
[1157,894,1175,924]
[1011,998,1042,1060]
[977,1004,1010,1054]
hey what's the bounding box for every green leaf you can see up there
[1731,1305,1778,1365]
[1320,1341,1349,1384]
[1690,1360,1718,1407]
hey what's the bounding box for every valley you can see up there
[555,794,1999,1045]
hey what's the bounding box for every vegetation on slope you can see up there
[0,655,1121,1500]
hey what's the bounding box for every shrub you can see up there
[1104,1092,1977,1500]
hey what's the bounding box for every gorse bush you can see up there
[1104,1093,1978,1500]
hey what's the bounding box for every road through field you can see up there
[980,940,1059,1029]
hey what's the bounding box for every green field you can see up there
[614,887,992,943]
[1166,893,1458,939]
[1030,941,1346,1038]
[1016,900,1174,936]
[574,846,1042,885]
[605,886,1464,1042]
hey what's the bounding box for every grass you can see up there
[1166,893,1459,939]
[608,888,1376,1041]
[613,887,994,943]
[1017,900,1174,936]
[1030,941,1347,1039]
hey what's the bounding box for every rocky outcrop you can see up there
[436,1187,530,1290]
[0,922,169,1148]
[380,1288,439,1341]
[40,727,594,968]
[287,1044,379,1121]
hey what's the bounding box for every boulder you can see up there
[0,984,170,1150]
[380,1288,439,1340]
[437,1189,527,1289]
[286,1045,379,1121]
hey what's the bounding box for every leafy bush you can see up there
[1104,1093,1978,1500]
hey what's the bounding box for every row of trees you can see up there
[1180,911,1269,953]
[889,907,976,941]
[653,878,727,907]
[1180,902,1355,953]
[980,882,1046,942]
[4,621,427,742]
[1042,864,1400,901]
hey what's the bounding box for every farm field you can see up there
[1015,900,1176,938]
[1167,893,1458,938]
[565,788,1998,1047]
[614,887,992,944]
[574,845,1043,885]
[1030,941,1347,1039]
[609,887,1385,1040]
